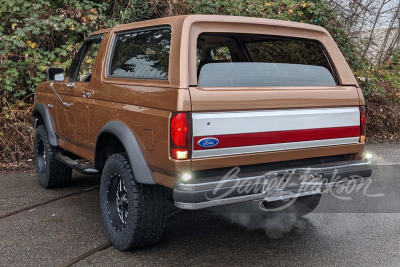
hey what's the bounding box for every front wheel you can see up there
[100,153,166,251]
[34,125,72,188]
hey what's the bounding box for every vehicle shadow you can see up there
[119,203,326,266]
[69,172,101,187]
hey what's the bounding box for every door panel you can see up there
[55,35,103,149]
[55,82,90,146]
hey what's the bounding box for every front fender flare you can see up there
[32,103,58,146]
[95,121,155,184]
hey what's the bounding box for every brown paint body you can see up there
[34,15,365,187]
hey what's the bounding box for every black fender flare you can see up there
[32,103,58,146]
[94,121,155,184]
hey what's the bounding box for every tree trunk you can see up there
[377,2,400,64]
[362,0,388,59]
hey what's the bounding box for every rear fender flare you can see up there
[95,121,155,184]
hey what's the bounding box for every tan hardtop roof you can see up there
[91,15,358,88]
[90,16,189,36]
[91,14,329,36]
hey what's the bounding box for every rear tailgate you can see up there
[189,86,363,170]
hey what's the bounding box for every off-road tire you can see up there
[100,153,166,251]
[34,125,72,188]
[262,194,322,216]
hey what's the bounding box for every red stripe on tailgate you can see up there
[193,126,360,150]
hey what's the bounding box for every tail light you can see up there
[359,106,366,143]
[170,113,191,160]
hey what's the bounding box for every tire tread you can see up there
[101,153,166,250]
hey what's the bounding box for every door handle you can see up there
[66,83,75,88]
[81,91,91,98]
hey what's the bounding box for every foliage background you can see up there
[1,0,399,166]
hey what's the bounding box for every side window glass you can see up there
[109,28,171,79]
[68,37,102,82]
[77,42,100,82]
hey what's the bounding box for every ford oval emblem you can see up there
[197,137,219,148]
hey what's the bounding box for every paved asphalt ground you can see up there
[1,144,399,266]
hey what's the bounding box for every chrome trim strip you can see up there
[176,175,266,191]
[175,193,265,210]
[304,160,371,172]
[192,137,359,158]
[193,107,360,136]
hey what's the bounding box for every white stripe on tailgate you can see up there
[192,107,360,136]
[192,137,359,158]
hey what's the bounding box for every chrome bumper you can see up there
[174,160,372,210]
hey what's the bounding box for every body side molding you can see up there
[94,121,155,184]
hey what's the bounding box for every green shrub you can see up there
[0,0,398,106]
[0,0,110,106]
[355,54,400,103]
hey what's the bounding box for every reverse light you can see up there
[170,113,191,160]
[181,173,192,181]
[364,153,373,160]
[359,106,366,143]
[172,149,189,160]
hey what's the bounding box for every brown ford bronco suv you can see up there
[33,15,372,251]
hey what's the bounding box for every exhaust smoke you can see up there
[215,201,305,239]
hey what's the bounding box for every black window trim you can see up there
[67,34,103,82]
[106,25,172,81]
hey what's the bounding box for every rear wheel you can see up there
[100,153,166,251]
[34,125,72,188]
[262,194,322,216]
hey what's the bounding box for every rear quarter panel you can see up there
[87,83,192,176]
[87,23,192,177]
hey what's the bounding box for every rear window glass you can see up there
[197,33,337,87]
[245,40,334,76]
[109,27,171,79]
[198,63,336,87]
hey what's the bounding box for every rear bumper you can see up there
[173,159,372,210]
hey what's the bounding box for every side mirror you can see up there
[48,67,65,82]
